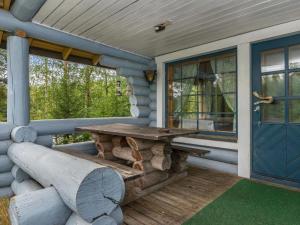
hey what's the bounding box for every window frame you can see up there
[165,48,238,137]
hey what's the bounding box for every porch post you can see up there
[7,35,30,126]
[237,43,251,178]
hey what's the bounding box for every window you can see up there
[167,50,237,134]
[29,55,130,120]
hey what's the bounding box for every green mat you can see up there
[183,179,300,225]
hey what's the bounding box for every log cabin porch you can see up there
[2,1,300,225]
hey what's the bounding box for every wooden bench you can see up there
[171,142,210,157]
[56,149,144,181]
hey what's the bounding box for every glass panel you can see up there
[289,45,300,69]
[182,113,197,129]
[289,72,300,96]
[216,73,236,93]
[216,53,236,73]
[198,116,215,131]
[182,95,197,112]
[182,63,197,79]
[261,73,285,96]
[262,100,284,123]
[261,48,285,72]
[212,113,235,132]
[289,100,300,123]
[173,65,181,80]
[168,114,181,128]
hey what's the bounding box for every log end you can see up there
[76,167,125,222]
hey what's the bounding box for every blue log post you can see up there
[7,35,30,126]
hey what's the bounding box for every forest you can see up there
[0,49,130,143]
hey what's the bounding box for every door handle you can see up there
[253,91,274,105]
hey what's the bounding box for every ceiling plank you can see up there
[92,54,101,66]
[62,47,72,60]
[3,0,11,10]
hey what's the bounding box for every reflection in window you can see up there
[167,50,237,133]
[261,73,285,97]
[261,48,285,73]
[289,45,300,69]
[289,100,300,123]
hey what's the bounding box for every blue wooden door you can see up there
[252,34,300,185]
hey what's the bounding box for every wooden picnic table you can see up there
[75,123,200,204]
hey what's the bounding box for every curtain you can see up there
[211,56,236,131]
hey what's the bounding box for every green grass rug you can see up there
[183,179,300,225]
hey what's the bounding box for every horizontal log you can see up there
[132,85,151,96]
[55,141,98,156]
[110,206,123,225]
[30,117,150,135]
[134,171,169,190]
[149,120,157,127]
[35,135,53,147]
[133,150,153,161]
[96,141,113,153]
[9,187,72,225]
[149,102,157,110]
[11,179,42,195]
[130,106,151,118]
[92,134,112,142]
[151,155,172,171]
[150,84,157,91]
[0,155,14,172]
[11,165,30,182]
[0,123,13,141]
[127,77,149,87]
[117,68,144,77]
[133,161,155,174]
[0,186,13,197]
[149,92,156,100]
[0,172,14,187]
[149,111,157,121]
[11,126,37,143]
[129,95,151,106]
[126,137,154,151]
[151,143,171,156]
[101,55,149,71]
[112,147,135,162]
[171,161,188,172]
[66,213,117,225]
[8,143,125,222]
[0,140,13,154]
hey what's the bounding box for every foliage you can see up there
[0,49,130,144]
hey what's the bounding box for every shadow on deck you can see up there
[123,167,240,225]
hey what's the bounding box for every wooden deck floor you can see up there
[123,167,240,225]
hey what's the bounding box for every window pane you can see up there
[289,72,300,96]
[198,117,215,131]
[289,45,300,69]
[262,100,284,123]
[216,54,236,73]
[173,65,181,80]
[261,73,285,96]
[182,64,197,79]
[168,114,181,128]
[261,48,285,72]
[182,113,197,129]
[182,95,197,112]
[289,100,300,123]
[216,73,236,93]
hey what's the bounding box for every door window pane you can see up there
[261,48,285,72]
[262,100,284,123]
[289,100,300,123]
[289,45,300,69]
[289,72,300,96]
[262,73,285,96]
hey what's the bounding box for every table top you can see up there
[76,123,198,140]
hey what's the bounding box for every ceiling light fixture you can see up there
[154,20,172,33]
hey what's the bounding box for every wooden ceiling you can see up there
[24,0,300,57]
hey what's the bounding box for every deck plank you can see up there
[123,167,239,225]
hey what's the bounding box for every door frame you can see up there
[251,33,300,188]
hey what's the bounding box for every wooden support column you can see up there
[7,35,30,126]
